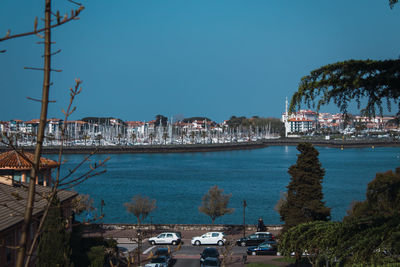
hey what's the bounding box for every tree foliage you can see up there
[289,59,400,117]
[124,194,156,225]
[37,196,72,267]
[182,117,214,123]
[154,114,168,127]
[346,168,400,220]
[81,117,127,126]
[71,194,95,216]
[279,167,400,265]
[87,246,105,267]
[289,0,399,117]
[279,143,331,232]
[199,185,234,224]
[279,221,341,266]
[226,116,284,134]
[226,116,247,128]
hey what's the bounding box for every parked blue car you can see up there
[246,241,277,255]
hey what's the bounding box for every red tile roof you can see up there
[0,151,58,170]
[48,118,61,122]
[25,119,40,124]
[288,118,314,122]
[65,120,87,124]
[126,121,144,127]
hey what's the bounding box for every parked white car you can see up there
[148,232,181,245]
[191,232,226,246]
[144,264,163,267]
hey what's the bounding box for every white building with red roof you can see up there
[282,98,318,135]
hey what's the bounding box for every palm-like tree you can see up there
[95,134,102,146]
[201,131,207,144]
[117,133,122,145]
[162,132,169,145]
[180,129,186,144]
[47,133,55,146]
[190,131,196,144]
[82,134,89,146]
[13,132,22,147]
[149,132,155,145]
[131,132,137,145]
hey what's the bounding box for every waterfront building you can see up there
[287,117,314,133]
[282,98,398,134]
[46,118,62,135]
[318,113,344,132]
[126,121,145,141]
[282,98,318,134]
[9,120,23,132]
[64,120,88,140]
[0,150,58,187]
[0,121,8,133]
[24,119,39,135]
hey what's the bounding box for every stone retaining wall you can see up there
[99,223,283,233]
[1,138,398,154]
[0,141,267,154]
[262,138,400,148]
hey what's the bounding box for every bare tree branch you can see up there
[27,96,57,103]
[0,6,84,42]
[24,67,62,72]
[67,0,82,6]
[41,48,61,57]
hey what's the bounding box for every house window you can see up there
[38,173,44,185]
[13,173,21,183]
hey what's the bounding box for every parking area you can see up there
[96,227,285,266]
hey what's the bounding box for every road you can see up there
[142,241,250,266]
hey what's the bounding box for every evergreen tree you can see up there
[37,196,72,267]
[279,142,331,232]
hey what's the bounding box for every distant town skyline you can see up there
[1,1,399,122]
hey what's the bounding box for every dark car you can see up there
[149,255,169,267]
[236,232,275,247]
[246,241,277,255]
[200,247,220,264]
[201,257,221,267]
[154,248,172,265]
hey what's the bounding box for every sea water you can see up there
[49,146,400,225]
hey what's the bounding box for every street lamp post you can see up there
[137,228,142,267]
[243,199,247,238]
[100,199,105,238]
[150,216,153,236]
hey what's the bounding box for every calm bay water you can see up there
[50,146,400,225]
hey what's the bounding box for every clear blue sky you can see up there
[0,0,399,122]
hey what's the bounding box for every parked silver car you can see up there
[191,232,225,246]
[148,232,181,245]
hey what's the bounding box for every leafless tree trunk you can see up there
[1,1,110,266]
[15,1,51,266]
